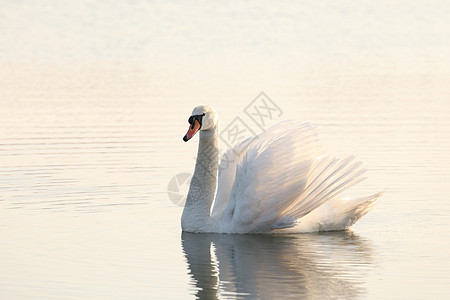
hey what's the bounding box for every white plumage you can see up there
[181,105,381,234]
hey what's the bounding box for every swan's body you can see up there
[182,105,381,234]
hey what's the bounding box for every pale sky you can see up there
[1,0,449,66]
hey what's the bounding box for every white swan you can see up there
[182,105,382,233]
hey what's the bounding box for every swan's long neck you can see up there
[182,126,219,232]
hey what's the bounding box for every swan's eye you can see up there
[188,113,206,130]
[188,113,205,124]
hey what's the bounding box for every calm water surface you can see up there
[1,1,450,299]
[1,81,449,299]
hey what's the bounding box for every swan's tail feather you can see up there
[307,192,382,232]
[347,192,382,223]
[274,192,382,232]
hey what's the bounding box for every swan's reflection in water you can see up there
[182,231,373,299]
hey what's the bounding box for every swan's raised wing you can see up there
[211,121,311,217]
[218,122,367,233]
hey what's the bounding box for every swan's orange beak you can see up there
[183,120,201,142]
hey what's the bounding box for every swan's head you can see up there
[183,105,218,142]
